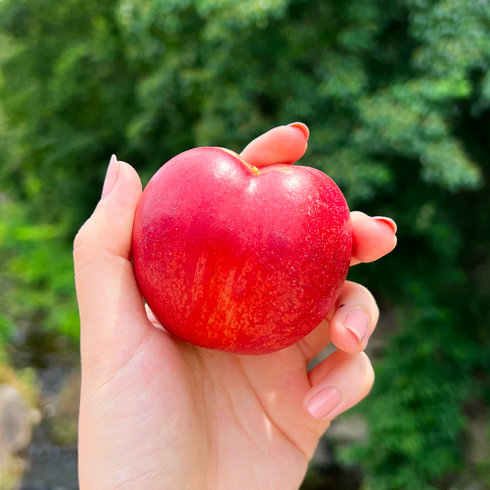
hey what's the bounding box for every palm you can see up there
[89,317,324,490]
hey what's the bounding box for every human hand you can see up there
[74,124,397,490]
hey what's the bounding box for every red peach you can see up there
[132,147,352,355]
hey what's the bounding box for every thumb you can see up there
[74,155,150,366]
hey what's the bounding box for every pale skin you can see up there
[74,124,397,490]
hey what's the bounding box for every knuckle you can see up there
[73,230,85,251]
[358,283,376,304]
[73,218,105,276]
[346,281,379,322]
[350,210,369,224]
[73,217,96,251]
[358,352,375,393]
[371,297,380,324]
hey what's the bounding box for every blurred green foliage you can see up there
[0,198,79,342]
[0,0,489,488]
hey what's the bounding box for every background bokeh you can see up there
[0,0,489,489]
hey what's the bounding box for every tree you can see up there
[1,0,489,487]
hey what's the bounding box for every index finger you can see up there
[240,123,309,167]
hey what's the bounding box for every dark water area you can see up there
[20,442,78,490]
[301,438,362,490]
[12,330,80,490]
[302,465,362,490]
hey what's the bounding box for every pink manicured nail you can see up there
[373,216,397,234]
[344,310,369,344]
[102,155,119,197]
[306,386,341,420]
[288,122,309,140]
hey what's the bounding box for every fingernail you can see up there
[102,155,119,197]
[306,386,342,420]
[288,122,309,140]
[373,216,397,234]
[344,310,369,344]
